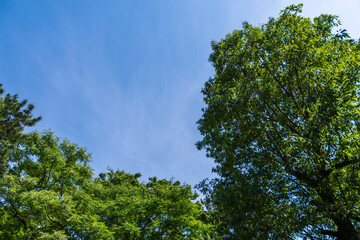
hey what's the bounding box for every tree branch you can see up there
[320,229,338,238]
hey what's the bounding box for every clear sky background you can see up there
[1,0,359,187]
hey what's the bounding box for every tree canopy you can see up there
[0,85,214,239]
[91,170,212,239]
[0,131,113,239]
[197,4,360,240]
[0,130,214,239]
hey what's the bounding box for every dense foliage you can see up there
[0,131,111,239]
[0,87,213,239]
[91,170,212,239]
[197,4,360,240]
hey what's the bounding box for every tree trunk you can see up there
[316,188,359,240]
[334,217,360,240]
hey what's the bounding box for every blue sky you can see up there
[1,0,359,187]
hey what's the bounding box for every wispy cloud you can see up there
[1,0,359,186]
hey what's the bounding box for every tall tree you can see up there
[197,4,360,240]
[0,84,41,176]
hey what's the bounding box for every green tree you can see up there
[89,169,214,240]
[0,84,41,177]
[0,131,112,239]
[197,4,360,240]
